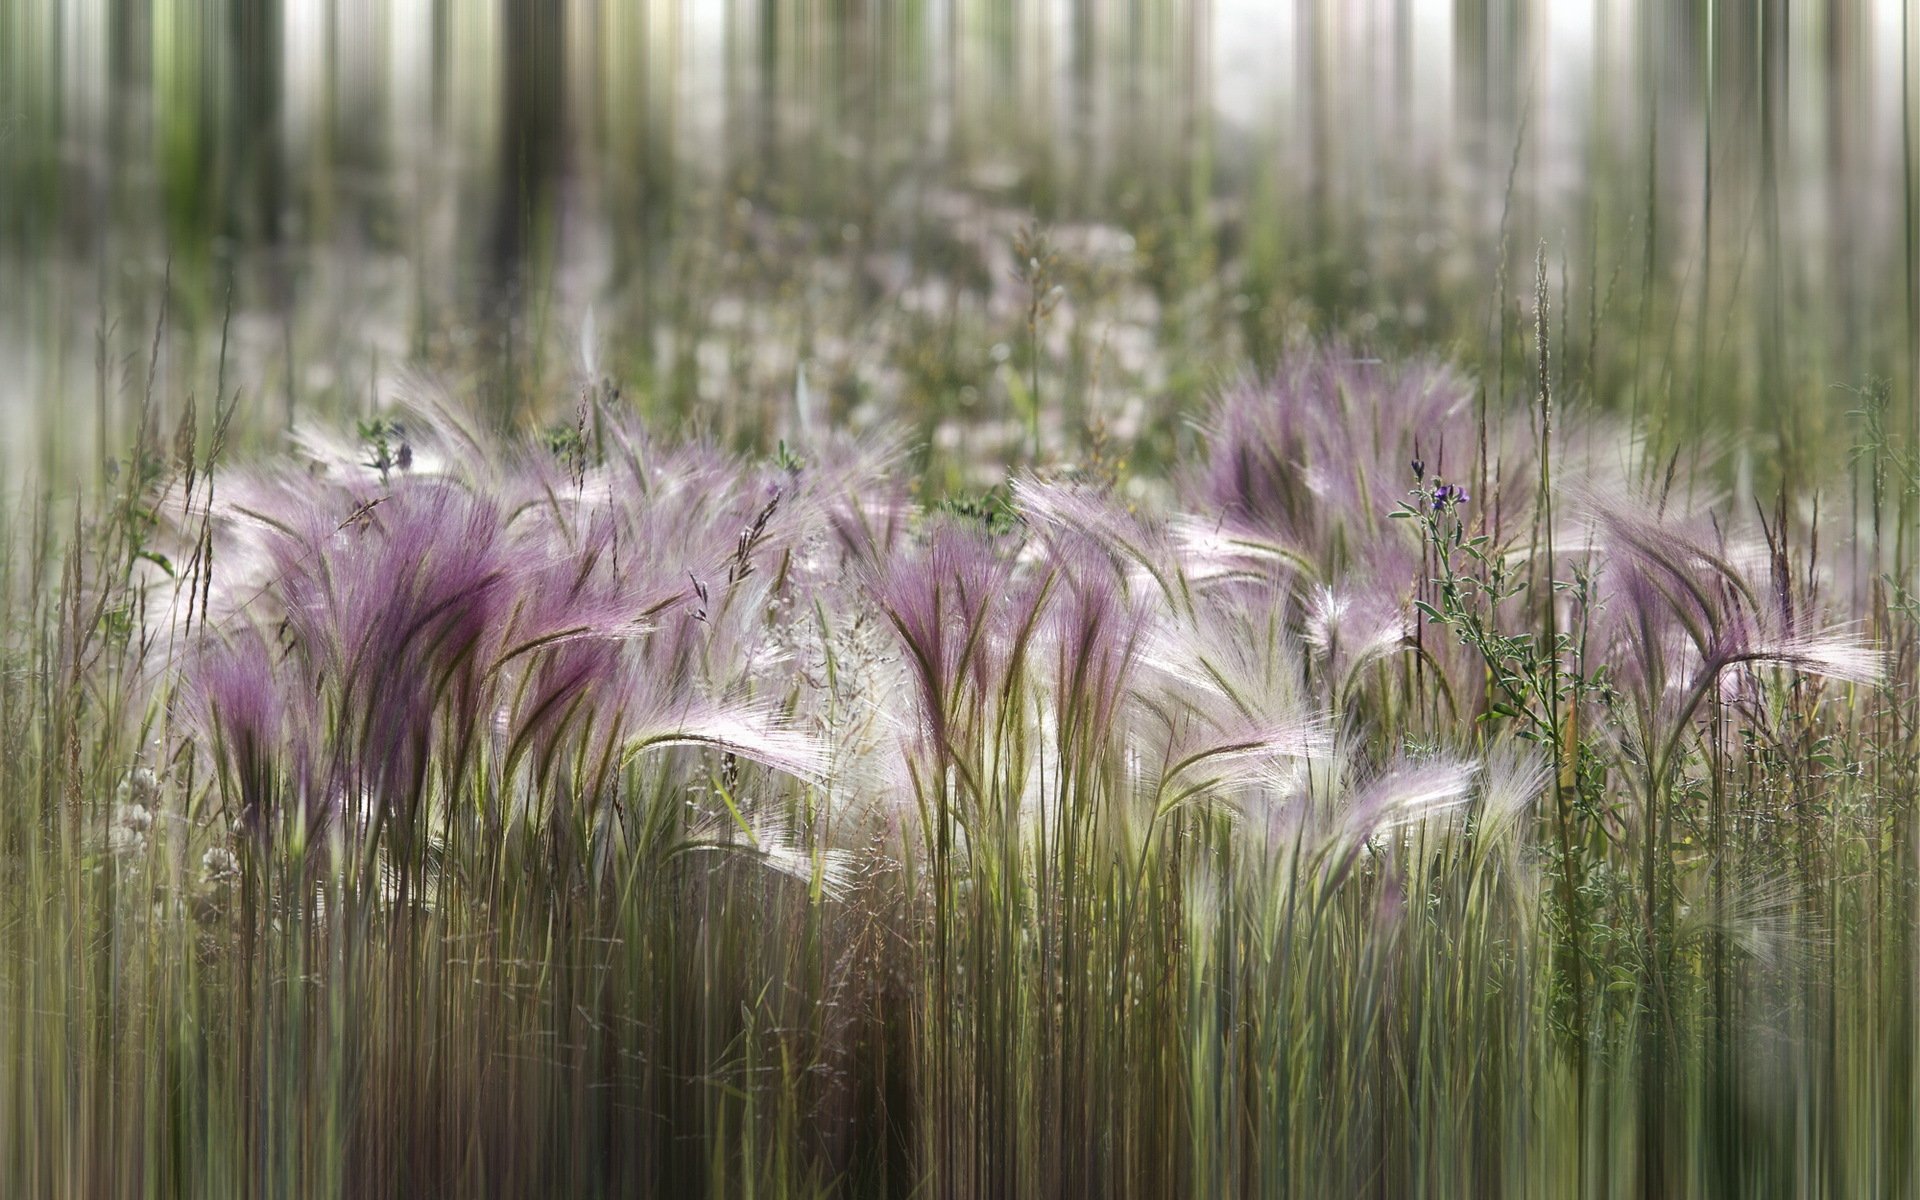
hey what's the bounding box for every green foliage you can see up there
[357,416,410,482]
[931,485,1021,537]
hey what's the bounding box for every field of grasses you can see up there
[4,1,1920,1197]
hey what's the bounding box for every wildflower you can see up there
[107,803,152,858]
[1430,481,1469,509]
[115,766,160,808]
[201,846,241,884]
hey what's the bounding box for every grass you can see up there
[3,2,1920,1197]
[0,325,1914,1196]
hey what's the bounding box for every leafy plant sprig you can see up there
[1396,467,1608,763]
[357,417,411,483]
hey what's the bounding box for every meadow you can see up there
[2,2,1919,1196]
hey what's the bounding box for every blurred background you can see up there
[1,0,1914,495]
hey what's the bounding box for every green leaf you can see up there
[137,551,175,578]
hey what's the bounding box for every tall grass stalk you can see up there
[0,338,1910,1195]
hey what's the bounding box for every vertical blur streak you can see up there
[0,0,1915,490]
[489,0,563,420]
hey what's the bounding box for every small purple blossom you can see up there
[1430,481,1469,509]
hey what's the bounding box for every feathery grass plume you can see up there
[18,324,1918,1195]
[1588,496,1882,741]
[264,479,512,842]
[1183,347,1474,580]
[1134,585,1328,819]
[620,696,831,785]
[1012,473,1191,610]
[1267,749,1478,882]
[1192,349,1469,540]
[1302,579,1411,705]
[1041,545,1150,761]
[1671,870,1814,974]
[865,517,1023,769]
[1453,739,1555,923]
[679,814,859,902]
[183,623,310,840]
[173,410,838,890]
[1476,738,1552,845]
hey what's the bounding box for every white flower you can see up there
[201,846,241,884]
[115,767,160,808]
[106,823,147,858]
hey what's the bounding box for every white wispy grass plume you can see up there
[625,705,832,788]
[1340,759,1481,844]
[1478,741,1552,841]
